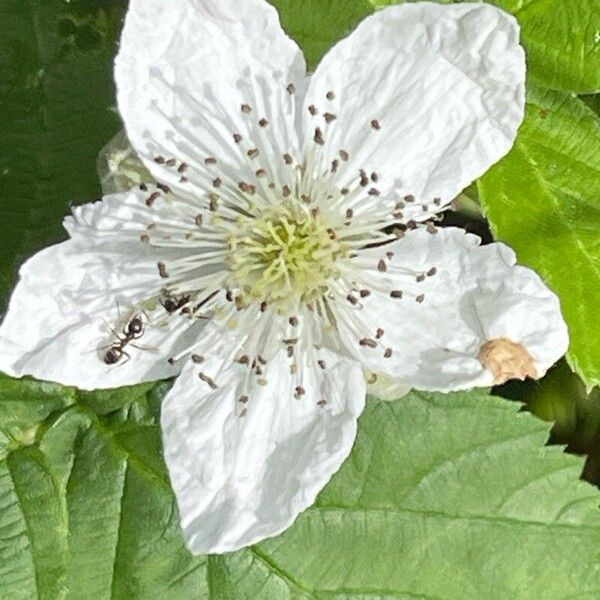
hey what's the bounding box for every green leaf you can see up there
[478,87,600,390]
[2,385,600,599]
[272,0,374,71]
[368,0,600,94]
[0,0,126,309]
[0,396,208,600]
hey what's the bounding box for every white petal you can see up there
[329,227,568,392]
[115,0,307,197]
[0,192,210,390]
[161,331,365,554]
[302,3,525,220]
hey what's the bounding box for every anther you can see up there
[368,188,380,196]
[154,156,165,164]
[427,267,437,277]
[390,290,403,299]
[247,148,260,159]
[308,105,318,116]
[239,182,256,194]
[237,355,250,365]
[140,234,149,243]
[360,338,378,348]
[233,133,243,144]
[433,197,442,206]
[289,316,298,327]
[259,118,269,127]
[287,83,296,94]
[295,386,306,398]
[326,91,335,100]
[204,157,217,165]
[416,274,425,282]
[360,289,371,298]
[145,192,160,207]
[346,294,358,306]
[283,153,293,165]
[331,159,339,173]
[241,103,252,113]
[256,169,267,177]
[178,163,189,173]
[346,208,354,220]
[404,194,415,203]
[157,182,171,194]
[213,177,222,188]
[314,128,325,145]
[426,223,438,235]
[371,172,378,182]
[199,372,218,389]
[317,360,326,369]
[384,348,393,358]
[376,328,384,339]
[157,262,169,278]
[239,395,249,404]
[359,170,369,187]
[317,399,327,407]
[139,183,148,191]
[339,149,349,161]
[166,158,177,167]
[260,301,268,312]
[287,346,294,358]
[370,119,381,130]
[209,195,219,211]
[377,259,387,272]
[282,185,291,198]
[191,354,204,363]
[195,214,203,226]
[323,112,337,123]
[341,187,349,195]
[416,294,425,303]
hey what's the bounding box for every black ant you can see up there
[102,313,146,365]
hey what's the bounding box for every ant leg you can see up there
[129,343,159,353]
[98,313,121,339]
[119,349,132,366]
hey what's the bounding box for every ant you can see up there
[102,313,147,365]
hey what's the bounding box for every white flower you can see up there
[0,0,568,554]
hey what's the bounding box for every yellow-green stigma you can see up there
[227,205,348,309]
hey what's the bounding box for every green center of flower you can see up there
[227,205,348,309]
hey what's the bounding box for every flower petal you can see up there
[0,191,210,390]
[329,227,568,391]
[302,3,525,220]
[161,331,365,554]
[115,0,307,198]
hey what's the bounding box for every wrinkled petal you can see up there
[328,227,568,391]
[161,328,365,553]
[0,191,210,390]
[302,2,525,221]
[115,0,307,199]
